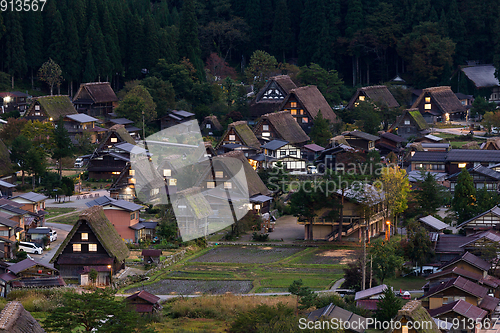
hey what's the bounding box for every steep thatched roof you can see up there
[106,125,136,145]
[220,151,271,196]
[389,108,429,133]
[217,121,261,150]
[412,86,466,114]
[388,300,440,333]
[174,187,213,219]
[347,85,400,109]
[0,139,13,177]
[282,85,338,123]
[254,111,310,144]
[202,116,223,131]
[50,206,129,264]
[74,82,118,103]
[33,95,77,120]
[0,301,45,333]
[250,75,298,117]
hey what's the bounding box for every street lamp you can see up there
[107,264,112,286]
[385,220,391,241]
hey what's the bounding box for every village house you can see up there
[298,184,386,241]
[411,87,467,123]
[347,85,400,109]
[173,187,214,240]
[447,165,500,192]
[72,82,118,117]
[126,290,162,314]
[160,110,196,131]
[428,299,488,331]
[457,206,500,236]
[0,215,17,259]
[418,215,449,233]
[200,115,223,137]
[343,130,379,152]
[0,301,46,332]
[0,203,30,233]
[307,304,369,333]
[376,132,405,157]
[142,249,162,264]
[50,206,129,286]
[0,91,28,114]
[302,144,325,162]
[354,284,388,311]
[249,75,297,118]
[216,121,261,156]
[62,113,104,144]
[388,301,441,333]
[389,109,430,140]
[260,140,306,172]
[410,150,500,175]
[24,95,77,123]
[457,64,500,104]
[10,192,48,228]
[85,196,143,243]
[278,85,338,133]
[252,111,310,146]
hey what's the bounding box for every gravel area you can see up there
[190,246,303,264]
[125,279,253,295]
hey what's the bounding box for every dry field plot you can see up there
[288,248,360,265]
[189,246,303,264]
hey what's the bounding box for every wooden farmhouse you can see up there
[216,121,261,156]
[50,206,129,286]
[24,95,77,123]
[411,86,467,123]
[249,75,297,118]
[252,111,310,146]
[72,82,118,117]
[347,85,400,109]
[390,108,430,140]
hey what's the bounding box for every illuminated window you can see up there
[291,109,297,115]
[110,137,118,143]
[35,105,40,111]
[207,181,215,189]
[263,125,269,131]
[150,188,159,196]
[129,169,135,176]
[404,120,410,125]
[206,123,211,129]
[168,178,177,186]
[425,104,431,110]
[300,109,304,115]
[229,134,236,141]
[458,163,466,168]
[88,244,97,252]
[215,171,223,178]
[302,118,308,123]
[359,95,365,101]
[81,233,88,240]
[425,97,431,103]
[224,182,232,189]
[112,172,120,175]
[73,244,81,252]
[129,178,136,184]
[163,169,171,177]
[291,102,297,107]
[262,132,270,137]
[35,112,40,116]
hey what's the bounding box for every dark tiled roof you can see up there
[11,277,66,288]
[86,195,142,212]
[303,144,325,152]
[66,114,98,123]
[478,295,499,312]
[307,304,368,333]
[440,252,491,272]
[255,111,310,144]
[354,284,387,300]
[109,118,134,125]
[411,151,447,162]
[0,199,21,208]
[447,149,500,162]
[380,132,405,143]
[435,234,475,254]
[418,215,449,231]
[427,300,487,320]
[356,299,379,310]
[458,206,500,228]
[0,216,17,228]
[12,192,47,203]
[261,139,288,151]
[427,266,482,282]
[424,276,488,299]
[0,204,28,216]
[346,130,379,142]
[126,290,160,304]
[461,65,500,89]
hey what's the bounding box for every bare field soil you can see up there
[290,248,360,265]
[126,279,253,295]
[189,246,303,264]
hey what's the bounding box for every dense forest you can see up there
[0,0,499,97]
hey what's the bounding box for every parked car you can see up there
[18,241,43,255]
[402,291,411,300]
[307,165,318,174]
[74,158,84,168]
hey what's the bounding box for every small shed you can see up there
[418,216,449,232]
[126,290,162,314]
[142,249,162,264]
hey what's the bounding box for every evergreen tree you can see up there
[375,288,402,323]
[416,170,445,215]
[298,0,323,66]
[345,0,364,38]
[429,6,439,22]
[24,10,44,89]
[143,13,160,71]
[10,135,31,186]
[126,13,145,79]
[47,10,66,68]
[82,45,97,83]
[403,221,435,274]
[179,0,205,81]
[309,111,332,147]
[370,239,404,284]
[287,0,303,56]
[447,0,468,65]
[271,0,292,62]
[52,118,73,180]
[245,0,262,53]
[4,12,27,89]
[451,168,477,223]
[64,10,82,95]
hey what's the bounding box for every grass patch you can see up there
[44,207,77,219]
[47,212,81,225]
[384,275,426,291]
[152,318,228,333]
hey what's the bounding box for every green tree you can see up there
[288,279,317,314]
[26,146,47,191]
[43,289,152,333]
[475,187,500,215]
[309,111,332,147]
[297,63,343,105]
[402,221,435,274]
[470,96,497,119]
[141,77,176,119]
[375,288,402,323]
[416,170,446,215]
[370,239,404,284]
[10,135,31,186]
[179,0,205,81]
[38,58,64,96]
[5,12,27,89]
[116,85,157,125]
[64,10,81,96]
[352,101,381,135]
[451,168,477,224]
[482,111,500,134]
[244,50,279,93]
[271,0,292,62]
[46,10,66,69]
[24,10,44,89]
[380,166,411,233]
[0,117,27,148]
[397,22,455,87]
[52,118,73,180]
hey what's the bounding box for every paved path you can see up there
[31,222,70,267]
[330,278,345,291]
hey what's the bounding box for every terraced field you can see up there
[124,245,356,295]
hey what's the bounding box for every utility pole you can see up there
[362,222,366,291]
[369,254,373,289]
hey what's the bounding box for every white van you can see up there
[74,158,84,168]
[18,241,43,255]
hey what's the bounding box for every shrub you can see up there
[252,232,269,242]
